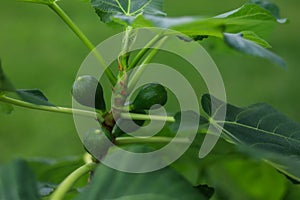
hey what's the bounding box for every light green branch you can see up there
[115,136,190,145]
[50,162,97,200]
[120,112,175,122]
[0,95,103,120]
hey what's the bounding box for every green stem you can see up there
[50,162,97,200]
[0,95,103,120]
[118,26,134,79]
[127,36,168,92]
[48,2,117,85]
[127,33,164,71]
[115,136,190,145]
[120,112,175,122]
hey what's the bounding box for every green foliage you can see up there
[108,3,286,66]
[0,160,40,200]
[205,158,287,200]
[27,157,86,186]
[201,94,300,182]
[0,0,298,199]
[16,89,54,106]
[240,31,271,48]
[113,3,280,36]
[249,0,287,23]
[28,157,88,198]
[0,62,54,108]
[171,137,288,200]
[91,0,165,23]
[75,146,208,200]
[223,32,286,67]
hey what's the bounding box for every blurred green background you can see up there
[0,0,299,162]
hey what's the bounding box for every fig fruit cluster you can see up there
[71,76,168,137]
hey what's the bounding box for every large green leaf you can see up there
[205,158,287,200]
[119,4,280,36]
[172,4,278,36]
[116,3,285,65]
[201,94,300,182]
[107,3,286,65]
[76,145,208,200]
[223,32,286,67]
[171,135,287,199]
[0,160,40,200]
[91,0,165,23]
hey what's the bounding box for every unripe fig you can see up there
[72,75,106,111]
[83,128,113,160]
[132,83,167,110]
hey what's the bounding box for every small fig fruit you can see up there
[132,83,167,110]
[72,75,106,111]
[83,128,112,160]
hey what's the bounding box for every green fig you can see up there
[72,75,106,111]
[83,128,113,160]
[132,83,167,110]
[112,109,146,137]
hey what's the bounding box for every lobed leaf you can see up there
[103,3,287,65]
[116,4,280,36]
[173,4,277,35]
[201,94,300,182]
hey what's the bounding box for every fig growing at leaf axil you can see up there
[71,75,106,111]
[131,83,167,110]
